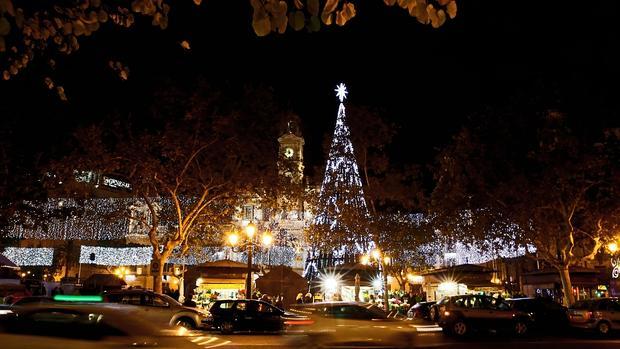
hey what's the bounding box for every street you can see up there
[184,321,620,348]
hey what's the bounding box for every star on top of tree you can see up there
[335,83,348,102]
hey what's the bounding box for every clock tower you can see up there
[277,121,305,183]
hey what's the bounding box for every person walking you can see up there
[275,295,284,309]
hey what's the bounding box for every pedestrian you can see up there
[275,295,284,309]
[296,293,304,304]
[261,293,271,303]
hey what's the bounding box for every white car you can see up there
[0,302,205,349]
[104,289,208,329]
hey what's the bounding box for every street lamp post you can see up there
[362,248,391,312]
[227,222,272,299]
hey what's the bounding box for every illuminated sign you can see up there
[102,176,131,190]
[612,257,619,279]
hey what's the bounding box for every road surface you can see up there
[186,322,620,348]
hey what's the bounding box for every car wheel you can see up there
[176,318,195,329]
[514,320,528,336]
[597,321,611,336]
[452,320,468,337]
[220,321,234,334]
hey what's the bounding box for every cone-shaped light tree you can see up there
[307,83,373,274]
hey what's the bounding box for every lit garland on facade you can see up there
[8,197,202,241]
[2,247,54,266]
[420,238,532,267]
[9,198,132,240]
[79,245,153,265]
[77,244,304,267]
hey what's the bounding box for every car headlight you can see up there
[0,309,13,316]
[196,309,209,317]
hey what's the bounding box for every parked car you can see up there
[286,301,415,348]
[438,294,531,337]
[206,299,307,334]
[0,302,204,349]
[507,297,569,332]
[569,297,620,336]
[104,289,208,329]
[407,301,436,320]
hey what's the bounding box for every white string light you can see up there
[419,237,532,267]
[79,245,153,265]
[2,247,54,266]
[313,83,370,253]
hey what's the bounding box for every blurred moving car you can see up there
[286,301,415,348]
[569,297,620,336]
[507,297,569,332]
[207,299,308,334]
[437,295,531,337]
[0,283,31,304]
[10,296,55,306]
[0,302,204,349]
[429,297,449,322]
[407,301,436,320]
[104,289,208,329]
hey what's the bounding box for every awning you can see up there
[200,283,244,290]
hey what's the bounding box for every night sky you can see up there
[1,0,619,171]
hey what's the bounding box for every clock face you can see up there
[284,147,294,158]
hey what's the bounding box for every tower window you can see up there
[243,205,254,220]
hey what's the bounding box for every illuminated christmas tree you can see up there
[306,83,372,276]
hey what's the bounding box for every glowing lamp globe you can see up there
[245,223,257,238]
[360,255,370,265]
[228,233,240,246]
[261,233,273,247]
[371,249,381,260]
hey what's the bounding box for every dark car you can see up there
[407,301,436,320]
[569,297,620,336]
[438,294,531,337]
[507,297,569,332]
[207,299,304,334]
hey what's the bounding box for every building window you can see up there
[243,205,254,221]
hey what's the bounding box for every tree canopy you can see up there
[46,82,290,291]
[0,0,457,93]
[430,109,620,305]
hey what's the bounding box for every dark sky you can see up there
[2,0,620,170]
